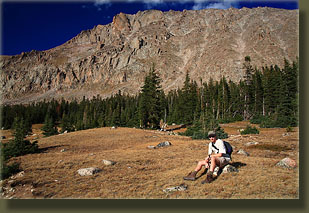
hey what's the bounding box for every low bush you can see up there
[286,126,294,132]
[240,125,260,135]
[2,139,39,161]
[184,124,228,140]
[1,162,20,180]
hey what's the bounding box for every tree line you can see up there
[1,57,298,136]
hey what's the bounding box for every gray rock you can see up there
[156,141,172,148]
[147,145,156,149]
[102,159,116,166]
[237,149,250,156]
[245,141,259,146]
[276,157,297,169]
[163,184,188,193]
[223,165,239,173]
[77,167,101,176]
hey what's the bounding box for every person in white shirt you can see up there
[183,131,231,184]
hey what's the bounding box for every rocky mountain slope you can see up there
[0,7,298,105]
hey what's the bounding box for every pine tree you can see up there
[41,115,58,137]
[3,117,38,161]
[276,59,298,127]
[60,113,75,133]
[138,65,164,129]
[253,69,264,115]
[12,117,31,142]
[243,56,255,120]
[178,72,198,124]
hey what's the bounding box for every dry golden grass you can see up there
[1,121,299,199]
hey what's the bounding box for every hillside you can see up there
[0,121,298,198]
[0,7,298,105]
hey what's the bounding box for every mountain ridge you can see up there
[0,7,299,105]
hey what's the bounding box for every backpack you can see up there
[212,141,233,156]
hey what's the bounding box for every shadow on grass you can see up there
[197,161,247,179]
[38,145,65,153]
[230,161,247,168]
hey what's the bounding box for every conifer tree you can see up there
[178,72,198,124]
[139,65,164,129]
[243,56,255,120]
[253,69,264,115]
[60,113,75,133]
[12,117,31,142]
[41,114,58,137]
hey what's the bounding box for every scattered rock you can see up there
[156,141,172,148]
[245,141,259,146]
[148,141,172,149]
[276,157,297,169]
[77,167,102,176]
[223,165,239,173]
[102,159,116,166]
[237,149,250,156]
[10,171,25,179]
[163,184,188,193]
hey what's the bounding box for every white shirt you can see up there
[208,139,231,159]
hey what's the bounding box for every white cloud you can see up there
[192,0,239,10]
[93,0,167,10]
[92,0,240,11]
[94,0,112,10]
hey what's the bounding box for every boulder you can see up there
[276,157,297,169]
[163,184,188,193]
[148,141,172,149]
[237,149,250,156]
[102,159,116,166]
[245,141,259,146]
[77,167,101,176]
[147,145,156,149]
[156,141,172,148]
[223,165,239,173]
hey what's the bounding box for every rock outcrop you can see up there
[0,7,298,104]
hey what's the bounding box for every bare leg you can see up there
[194,160,208,172]
[209,156,220,172]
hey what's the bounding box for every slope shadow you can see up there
[38,145,65,153]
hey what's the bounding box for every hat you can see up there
[208,131,216,138]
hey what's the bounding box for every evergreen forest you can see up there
[1,57,299,136]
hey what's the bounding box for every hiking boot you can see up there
[201,172,214,184]
[183,171,198,181]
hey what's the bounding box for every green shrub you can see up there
[1,162,20,180]
[260,117,277,128]
[218,115,243,124]
[240,125,260,135]
[215,126,229,139]
[2,139,39,161]
[184,122,228,140]
[286,126,294,132]
[250,114,265,124]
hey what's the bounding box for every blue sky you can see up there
[0,0,299,55]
